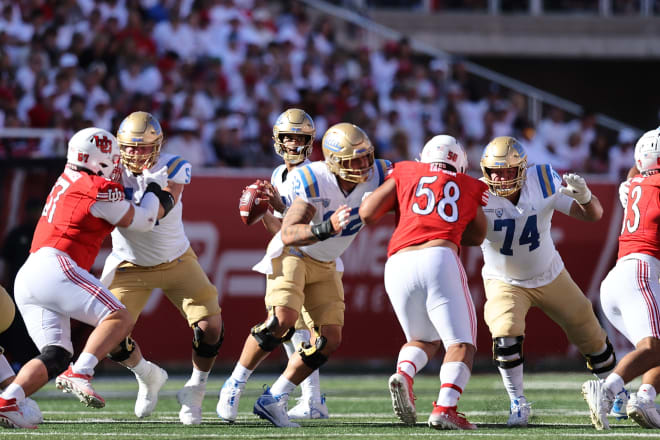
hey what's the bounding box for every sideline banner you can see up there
[87,175,623,363]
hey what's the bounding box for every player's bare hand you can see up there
[330,205,351,232]
[258,180,285,213]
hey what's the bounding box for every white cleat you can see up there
[627,393,660,428]
[287,395,329,419]
[582,380,613,430]
[388,371,416,425]
[217,378,245,423]
[507,396,532,427]
[253,387,300,428]
[134,362,168,418]
[177,383,206,425]
[55,365,105,408]
[0,398,37,429]
[18,398,42,426]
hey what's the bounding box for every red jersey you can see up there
[31,167,125,271]
[619,173,660,260]
[387,161,489,257]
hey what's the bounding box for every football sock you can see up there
[638,384,657,401]
[231,363,253,383]
[270,376,296,397]
[603,373,624,398]
[0,354,14,384]
[129,358,151,377]
[437,361,470,407]
[186,366,209,387]
[397,345,428,378]
[1,383,25,403]
[498,364,524,401]
[73,352,98,376]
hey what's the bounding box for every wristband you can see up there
[145,182,175,217]
[310,219,335,241]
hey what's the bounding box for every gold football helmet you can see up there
[273,108,315,164]
[322,122,375,183]
[116,111,163,174]
[480,136,527,196]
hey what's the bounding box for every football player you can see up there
[99,112,224,425]
[218,108,329,421]
[478,136,619,427]
[360,135,488,430]
[0,286,42,426]
[217,123,391,427]
[0,127,168,429]
[583,128,660,430]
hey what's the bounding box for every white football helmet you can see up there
[420,135,468,173]
[67,127,121,182]
[634,128,660,175]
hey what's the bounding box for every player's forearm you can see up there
[281,224,319,246]
[261,212,283,235]
[573,195,603,222]
[281,198,317,245]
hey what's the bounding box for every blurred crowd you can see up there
[362,0,660,14]
[0,0,642,180]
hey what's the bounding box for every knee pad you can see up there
[584,337,616,375]
[107,337,136,363]
[298,328,329,370]
[492,336,524,369]
[36,345,72,380]
[250,315,295,352]
[192,321,224,358]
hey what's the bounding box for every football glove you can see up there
[618,178,631,209]
[559,173,592,205]
[139,166,169,190]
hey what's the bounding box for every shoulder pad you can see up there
[165,156,192,184]
[271,164,285,184]
[96,181,125,202]
[295,164,320,198]
[535,164,558,198]
[375,159,393,184]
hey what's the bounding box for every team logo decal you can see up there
[496,208,503,218]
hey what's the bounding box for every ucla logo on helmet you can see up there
[323,136,342,152]
[512,142,524,157]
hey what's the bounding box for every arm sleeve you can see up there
[125,192,160,231]
[90,199,131,224]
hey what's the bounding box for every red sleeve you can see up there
[386,161,400,181]
[95,179,125,203]
[476,180,489,206]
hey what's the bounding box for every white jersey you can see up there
[270,159,311,219]
[290,160,391,262]
[253,159,391,273]
[108,153,192,266]
[480,164,574,288]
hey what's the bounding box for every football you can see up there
[239,183,269,225]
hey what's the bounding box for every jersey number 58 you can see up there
[411,176,460,223]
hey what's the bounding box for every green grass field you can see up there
[3,372,660,439]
